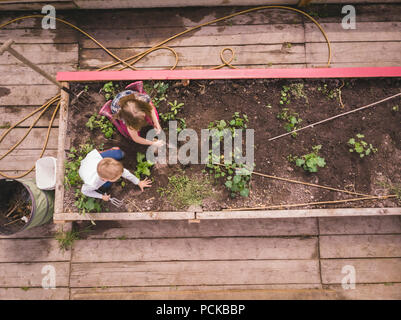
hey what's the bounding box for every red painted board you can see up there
[57,67,401,82]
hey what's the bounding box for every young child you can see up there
[78,147,151,201]
[100,81,164,147]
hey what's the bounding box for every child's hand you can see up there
[152,139,165,148]
[138,178,152,191]
[102,194,110,201]
[154,124,162,134]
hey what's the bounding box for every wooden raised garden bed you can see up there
[54,68,401,223]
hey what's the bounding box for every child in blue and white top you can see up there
[78,147,151,201]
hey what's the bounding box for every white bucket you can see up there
[35,157,57,190]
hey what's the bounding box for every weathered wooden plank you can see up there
[0,106,60,127]
[0,1,77,11]
[54,82,68,217]
[321,258,401,284]
[307,62,401,68]
[0,28,77,44]
[320,235,401,259]
[80,44,306,69]
[306,42,401,64]
[0,13,76,29]
[72,0,299,10]
[0,170,35,180]
[0,149,57,171]
[0,262,69,287]
[0,222,59,239]
[197,208,401,219]
[319,216,401,235]
[0,64,76,85]
[54,211,196,222]
[305,22,401,42]
[80,24,306,49]
[0,128,60,150]
[70,260,320,287]
[73,7,303,31]
[84,218,318,239]
[71,283,401,300]
[71,284,326,300]
[0,239,70,262]
[0,287,69,300]
[0,44,78,65]
[72,237,318,262]
[0,85,59,106]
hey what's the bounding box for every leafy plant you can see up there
[279,85,291,105]
[86,114,115,139]
[143,81,169,108]
[158,173,213,209]
[102,81,120,100]
[160,100,186,133]
[134,152,154,178]
[65,142,97,189]
[318,83,338,100]
[348,134,377,158]
[289,145,326,173]
[74,189,102,214]
[225,174,251,197]
[206,112,252,197]
[277,108,302,137]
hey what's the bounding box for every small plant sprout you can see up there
[102,81,119,100]
[348,134,377,158]
[277,108,302,137]
[86,114,115,139]
[160,100,186,132]
[289,145,326,173]
[134,152,154,178]
[279,85,291,105]
[392,105,399,112]
[143,81,169,108]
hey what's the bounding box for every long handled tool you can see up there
[0,39,90,105]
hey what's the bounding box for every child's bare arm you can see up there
[127,127,164,147]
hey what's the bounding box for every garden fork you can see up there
[109,197,124,208]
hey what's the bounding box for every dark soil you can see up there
[66,78,401,213]
[0,180,32,235]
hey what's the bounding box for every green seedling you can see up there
[86,114,115,139]
[102,81,120,100]
[134,152,154,178]
[74,190,102,214]
[348,133,377,158]
[277,108,302,137]
[144,81,169,108]
[289,145,326,173]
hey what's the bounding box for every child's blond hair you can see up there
[97,158,123,181]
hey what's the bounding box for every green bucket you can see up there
[0,178,54,235]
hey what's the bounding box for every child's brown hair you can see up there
[113,94,153,131]
[97,158,123,181]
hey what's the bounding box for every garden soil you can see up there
[65,78,401,213]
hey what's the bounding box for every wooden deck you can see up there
[0,4,401,299]
[1,216,401,299]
